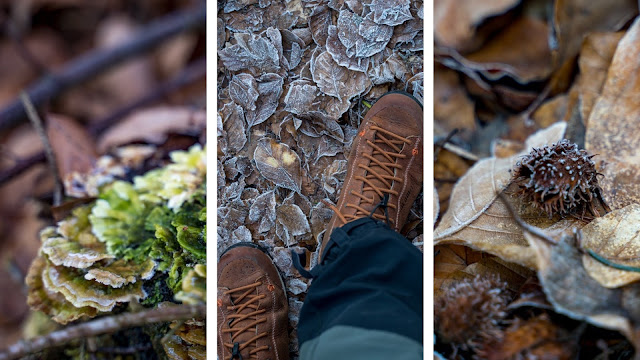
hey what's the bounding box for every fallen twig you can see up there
[0,152,45,186]
[0,4,206,132]
[0,304,205,360]
[21,93,63,205]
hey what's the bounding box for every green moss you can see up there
[86,145,206,301]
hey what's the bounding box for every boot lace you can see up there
[326,125,411,227]
[221,281,268,359]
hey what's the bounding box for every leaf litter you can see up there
[218,0,423,356]
[434,2,640,358]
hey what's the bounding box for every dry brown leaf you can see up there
[581,204,640,288]
[434,244,486,294]
[46,114,97,185]
[253,138,302,193]
[220,102,247,155]
[577,32,624,126]
[532,94,569,129]
[434,0,520,53]
[434,65,476,140]
[463,17,552,84]
[434,122,567,268]
[483,314,574,360]
[97,106,206,153]
[551,0,637,71]
[523,231,640,347]
[309,4,331,48]
[585,18,640,210]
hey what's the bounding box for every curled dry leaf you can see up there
[581,204,640,288]
[523,231,640,348]
[97,107,206,153]
[551,0,637,71]
[462,17,553,84]
[434,0,520,52]
[311,51,371,100]
[434,122,567,268]
[586,17,640,210]
[253,138,302,192]
[46,114,97,187]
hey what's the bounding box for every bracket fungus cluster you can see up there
[26,145,207,349]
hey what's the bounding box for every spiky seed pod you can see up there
[512,139,601,217]
[435,275,509,353]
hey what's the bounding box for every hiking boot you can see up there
[320,91,423,262]
[218,243,289,360]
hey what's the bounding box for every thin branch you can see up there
[88,56,206,136]
[0,4,206,132]
[0,304,205,360]
[0,152,46,186]
[20,93,63,205]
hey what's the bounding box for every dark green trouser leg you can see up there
[298,217,423,359]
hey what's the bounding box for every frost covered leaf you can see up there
[390,16,422,47]
[254,138,302,192]
[284,80,318,116]
[221,102,247,155]
[231,226,253,243]
[223,0,260,13]
[370,51,408,85]
[309,5,331,47]
[581,204,640,288]
[585,18,640,210]
[229,73,259,111]
[327,26,371,73]
[322,159,347,195]
[371,0,413,26]
[316,135,343,162]
[311,201,334,243]
[249,190,277,233]
[277,204,311,237]
[298,111,345,141]
[311,51,371,100]
[336,10,393,58]
[246,73,284,129]
[218,32,281,75]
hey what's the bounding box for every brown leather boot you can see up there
[320,91,423,262]
[217,243,289,360]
